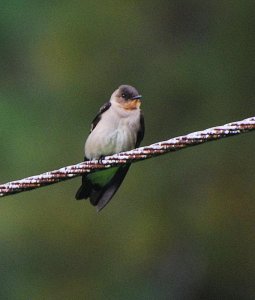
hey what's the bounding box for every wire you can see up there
[0,116,254,197]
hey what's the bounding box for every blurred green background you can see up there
[1,1,255,299]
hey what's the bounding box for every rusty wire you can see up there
[0,116,255,197]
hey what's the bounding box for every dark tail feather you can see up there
[75,175,92,200]
[75,185,89,200]
[91,165,131,212]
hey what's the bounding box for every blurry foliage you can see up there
[1,0,255,299]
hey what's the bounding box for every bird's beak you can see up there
[131,95,142,100]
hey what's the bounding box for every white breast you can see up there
[85,104,141,160]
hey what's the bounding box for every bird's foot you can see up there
[98,155,105,164]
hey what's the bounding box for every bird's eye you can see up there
[122,93,127,98]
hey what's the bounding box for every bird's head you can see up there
[111,85,142,110]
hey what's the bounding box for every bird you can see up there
[75,84,145,211]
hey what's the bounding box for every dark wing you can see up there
[90,101,111,132]
[135,112,145,148]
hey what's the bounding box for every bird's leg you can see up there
[98,155,105,164]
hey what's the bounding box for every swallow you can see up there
[75,85,145,211]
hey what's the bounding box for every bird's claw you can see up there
[98,156,105,164]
